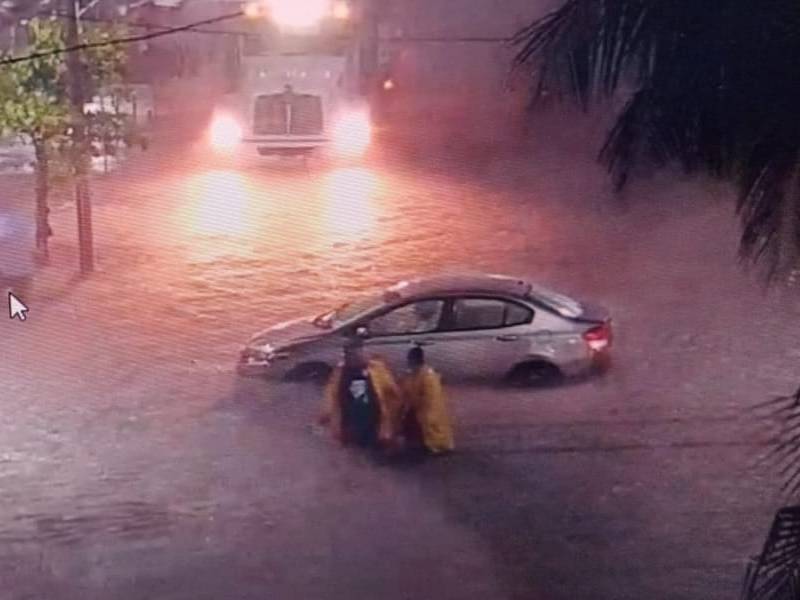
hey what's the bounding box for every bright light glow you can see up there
[587,339,609,352]
[332,1,350,19]
[322,167,380,243]
[266,0,329,28]
[243,1,262,18]
[383,78,395,91]
[332,110,371,157]
[209,114,242,151]
[185,170,255,240]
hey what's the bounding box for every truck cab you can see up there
[209,3,371,159]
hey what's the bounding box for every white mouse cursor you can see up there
[8,292,28,321]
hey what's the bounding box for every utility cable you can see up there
[43,10,256,37]
[0,9,244,65]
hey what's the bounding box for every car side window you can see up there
[505,302,534,327]
[449,298,506,330]
[367,299,445,336]
[446,298,533,331]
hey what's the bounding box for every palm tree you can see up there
[513,0,800,282]
[513,3,800,597]
[738,388,800,600]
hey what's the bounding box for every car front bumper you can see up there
[236,348,295,379]
[236,356,271,377]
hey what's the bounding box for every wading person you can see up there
[319,338,403,450]
[400,347,454,455]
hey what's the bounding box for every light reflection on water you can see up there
[102,159,536,349]
[159,166,388,326]
[185,170,257,238]
[319,167,382,246]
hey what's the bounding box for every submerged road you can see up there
[0,135,792,599]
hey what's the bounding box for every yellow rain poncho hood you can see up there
[321,359,403,444]
[401,365,454,454]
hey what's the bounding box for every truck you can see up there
[209,1,372,160]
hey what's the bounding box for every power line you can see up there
[381,36,512,43]
[0,9,244,65]
[44,10,257,37]
[0,10,514,67]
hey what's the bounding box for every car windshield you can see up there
[529,285,584,318]
[312,294,383,329]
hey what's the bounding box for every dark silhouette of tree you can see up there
[513,0,800,282]
[514,4,800,597]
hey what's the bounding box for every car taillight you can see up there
[583,322,612,351]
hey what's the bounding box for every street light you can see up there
[332,0,350,20]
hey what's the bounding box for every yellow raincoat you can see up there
[320,359,403,445]
[400,366,454,453]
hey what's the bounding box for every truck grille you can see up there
[253,95,285,134]
[253,93,323,135]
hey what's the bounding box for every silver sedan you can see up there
[238,273,613,385]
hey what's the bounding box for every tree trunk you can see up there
[65,0,94,274]
[33,139,50,263]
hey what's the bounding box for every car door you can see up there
[430,296,537,380]
[358,299,447,373]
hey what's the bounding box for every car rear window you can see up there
[529,285,583,318]
[505,302,533,326]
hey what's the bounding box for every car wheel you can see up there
[508,361,562,388]
[288,362,332,384]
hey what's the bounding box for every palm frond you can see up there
[754,387,800,496]
[736,153,800,282]
[513,0,800,277]
[513,1,662,108]
[742,505,800,600]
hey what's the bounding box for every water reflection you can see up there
[177,169,262,265]
[184,170,256,238]
[320,167,381,244]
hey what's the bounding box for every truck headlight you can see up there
[209,113,242,150]
[332,110,371,157]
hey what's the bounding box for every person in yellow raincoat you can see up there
[399,346,454,455]
[318,338,403,449]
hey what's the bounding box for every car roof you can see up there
[381,273,594,320]
[384,273,534,302]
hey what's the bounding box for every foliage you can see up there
[0,19,131,148]
[0,17,131,251]
[741,505,800,600]
[0,18,69,146]
[84,23,128,92]
[514,9,800,594]
[82,23,132,161]
[757,387,800,496]
[513,0,800,281]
